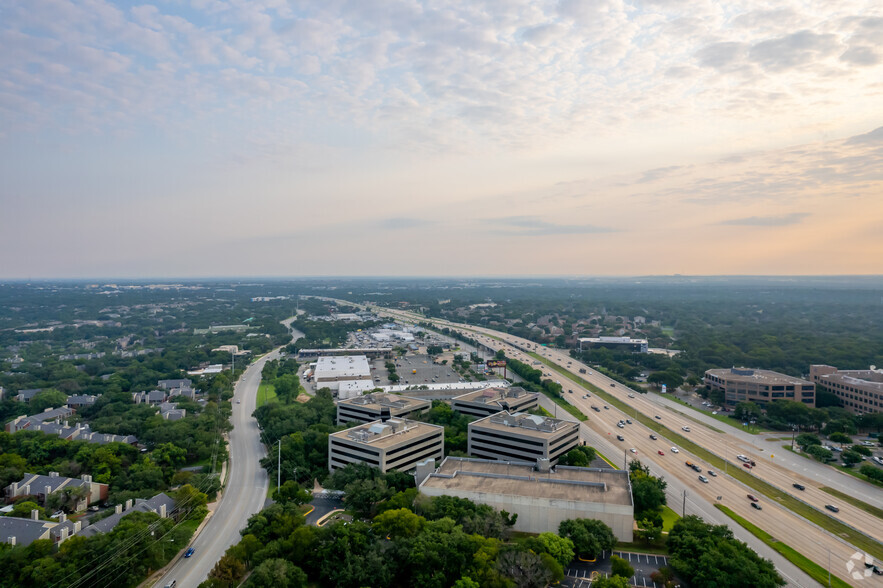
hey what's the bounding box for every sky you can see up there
[1,0,881,279]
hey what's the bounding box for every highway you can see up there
[368,306,883,587]
[153,350,278,588]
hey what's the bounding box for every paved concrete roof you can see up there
[331,418,442,449]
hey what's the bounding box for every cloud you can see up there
[637,165,686,184]
[718,213,810,227]
[840,46,881,66]
[374,217,436,230]
[748,30,840,72]
[845,126,883,145]
[485,216,616,236]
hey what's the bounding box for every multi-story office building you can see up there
[810,365,883,414]
[336,393,431,425]
[451,386,539,418]
[579,336,648,353]
[468,411,579,464]
[704,368,815,407]
[328,418,443,473]
[419,456,634,541]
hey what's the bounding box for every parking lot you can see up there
[370,354,464,387]
[562,551,670,588]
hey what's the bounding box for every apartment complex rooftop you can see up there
[331,418,439,449]
[421,457,632,506]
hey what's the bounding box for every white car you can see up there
[629,448,637,454]
[682,426,691,432]
[671,447,679,453]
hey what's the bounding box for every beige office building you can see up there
[704,368,815,407]
[468,411,579,464]
[810,365,883,414]
[336,393,431,425]
[419,457,634,541]
[451,386,539,418]
[328,418,443,473]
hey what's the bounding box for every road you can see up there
[154,350,279,588]
[366,306,882,587]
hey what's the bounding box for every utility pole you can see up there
[277,439,281,490]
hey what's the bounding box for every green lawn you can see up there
[595,450,619,469]
[715,505,852,588]
[660,506,680,532]
[615,541,670,555]
[257,383,277,407]
[530,353,883,561]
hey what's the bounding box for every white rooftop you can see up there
[314,355,371,380]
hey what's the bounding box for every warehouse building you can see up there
[451,386,539,418]
[704,367,815,407]
[468,411,579,464]
[336,393,431,425]
[313,355,372,393]
[419,457,634,541]
[810,365,883,414]
[328,418,443,473]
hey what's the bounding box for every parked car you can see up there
[792,483,805,491]
[751,502,762,510]
[825,504,839,513]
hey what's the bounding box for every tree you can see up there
[272,480,312,505]
[250,558,308,588]
[804,445,833,462]
[859,464,883,483]
[453,578,481,588]
[610,554,635,579]
[529,532,575,568]
[828,432,852,445]
[372,508,425,538]
[559,445,596,467]
[635,516,663,544]
[841,450,862,467]
[795,433,821,449]
[343,478,393,518]
[849,444,872,456]
[30,389,69,414]
[590,576,630,588]
[7,500,44,518]
[173,484,208,517]
[630,469,667,515]
[734,402,762,421]
[273,374,299,404]
[558,519,616,559]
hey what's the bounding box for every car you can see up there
[626,419,632,424]
[708,470,717,477]
[630,448,637,454]
[711,411,718,415]
[610,383,615,387]
[685,461,694,468]
[616,435,625,441]
[236,400,241,404]
[699,475,709,483]
[671,447,679,453]
[736,454,749,462]
[655,415,662,420]
[873,566,883,576]
[89,505,100,511]
[792,483,805,491]
[649,434,658,440]
[743,463,752,469]
[568,389,573,394]
[603,405,609,410]
[628,394,635,398]
[692,464,702,472]
[831,446,843,452]
[582,394,588,399]
[751,502,762,510]
[747,494,758,502]
[658,450,665,456]
[164,582,177,588]
[184,547,195,558]
[682,426,691,432]
[861,441,875,446]
[617,423,625,429]
[591,406,601,412]
[825,504,839,513]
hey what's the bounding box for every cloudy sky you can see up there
[1,0,881,278]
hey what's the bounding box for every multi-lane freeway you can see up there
[369,305,883,588]
[153,349,278,588]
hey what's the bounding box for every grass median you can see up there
[819,486,883,519]
[715,504,852,588]
[531,353,883,562]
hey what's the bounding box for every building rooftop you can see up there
[453,386,536,405]
[339,393,427,412]
[0,516,54,546]
[79,493,175,538]
[381,380,509,395]
[331,418,441,449]
[314,355,371,379]
[812,365,883,389]
[471,411,576,438]
[706,367,812,386]
[421,457,632,505]
[579,336,648,344]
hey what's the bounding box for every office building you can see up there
[579,336,648,353]
[419,457,634,541]
[810,365,883,414]
[468,411,579,464]
[328,418,443,473]
[336,393,431,425]
[451,386,539,418]
[704,368,815,407]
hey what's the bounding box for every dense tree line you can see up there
[414,401,474,454]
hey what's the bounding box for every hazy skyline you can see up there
[1,0,881,278]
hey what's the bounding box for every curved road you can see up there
[154,350,278,588]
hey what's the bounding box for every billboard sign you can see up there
[486,360,507,368]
